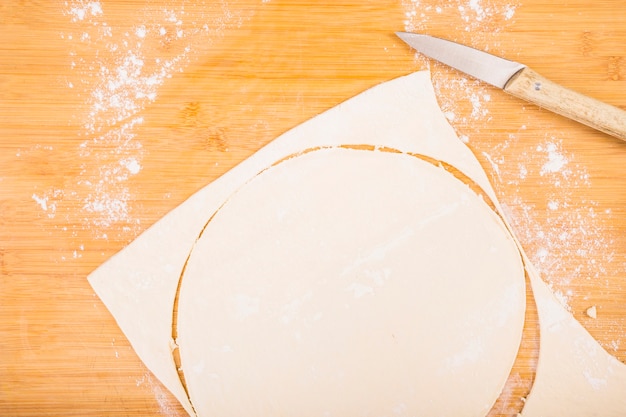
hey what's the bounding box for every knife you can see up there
[396,32,626,142]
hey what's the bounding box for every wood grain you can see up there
[505,67,626,141]
[1,0,625,416]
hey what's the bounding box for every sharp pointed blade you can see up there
[396,32,525,89]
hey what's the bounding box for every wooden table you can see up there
[2,0,625,415]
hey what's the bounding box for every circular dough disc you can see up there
[178,147,525,417]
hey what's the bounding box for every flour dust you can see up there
[400,0,622,351]
[29,1,253,255]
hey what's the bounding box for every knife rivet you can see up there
[534,82,542,91]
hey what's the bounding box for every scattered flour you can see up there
[31,189,63,219]
[401,0,519,126]
[539,142,568,175]
[496,137,614,312]
[136,372,179,417]
[135,25,147,39]
[34,1,251,244]
[24,0,620,411]
[401,0,623,357]
[402,0,519,35]
[32,193,48,212]
[18,1,259,413]
[66,0,103,22]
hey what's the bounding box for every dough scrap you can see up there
[519,263,626,416]
[87,71,626,416]
[586,305,597,319]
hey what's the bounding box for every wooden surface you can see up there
[1,0,625,415]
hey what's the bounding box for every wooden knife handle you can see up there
[504,67,626,142]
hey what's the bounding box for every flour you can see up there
[401,0,519,123]
[400,0,619,315]
[403,0,519,34]
[32,1,252,245]
[497,137,615,312]
[19,2,255,413]
[31,189,62,219]
[23,1,618,412]
[401,0,623,362]
[134,371,181,417]
[430,69,496,131]
[135,25,147,39]
[121,157,142,175]
[32,193,49,212]
[66,0,103,22]
[539,142,568,175]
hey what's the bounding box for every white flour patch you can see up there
[481,151,502,181]
[135,25,147,39]
[503,4,516,20]
[121,157,141,175]
[583,369,608,391]
[32,193,48,212]
[66,0,103,22]
[539,142,568,175]
[31,189,64,219]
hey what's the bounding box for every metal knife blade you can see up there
[396,32,626,142]
[395,32,525,88]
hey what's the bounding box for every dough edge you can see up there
[87,70,626,416]
[88,70,489,415]
[177,146,526,416]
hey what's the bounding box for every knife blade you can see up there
[396,32,626,142]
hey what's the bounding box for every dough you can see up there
[178,147,525,417]
[87,71,626,416]
[519,262,626,416]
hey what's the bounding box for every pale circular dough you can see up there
[177,147,525,417]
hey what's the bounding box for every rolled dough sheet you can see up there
[178,147,525,417]
[87,71,626,416]
[519,263,626,416]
